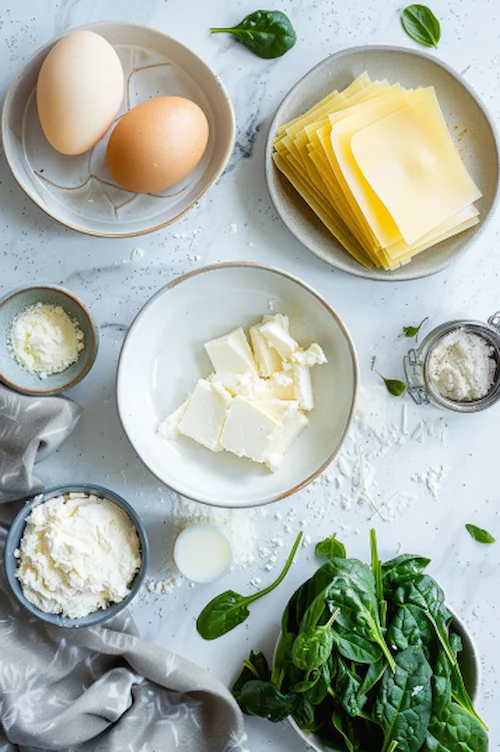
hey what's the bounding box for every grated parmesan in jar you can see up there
[428,329,496,402]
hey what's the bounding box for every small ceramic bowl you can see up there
[275,609,480,751]
[117,262,358,508]
[4,484,149,628]
[0,285,98,395]
[2,21,235,237]
[266,45,500,282]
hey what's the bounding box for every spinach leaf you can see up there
[292,608,340,672]
[293,694,316,730]
[316,533,346,560]
[374,646,433,752]
[431,648,452,717]
[375,370,407,396]
[423,704,488,752]
[271,631,295,690]
[370,528,387,629]
[357,658,387,700]
[394,575,455,665]
[401,5,441,48]
[449,658,487,729]
[197,532,302,639]
[334,656,367,718]
[232,650,270,703]
[382,554,431,596]
[325,558,396,671]
[332,624,383,664]
[387,604,435,652]
[465,523,496,544]
[282,560,338,634]
[236,679,294,721]
[332,708,361,752]
[289,670,321,694]
[305,658,332,705]
[403,317,428,341]
[210,10,296,59]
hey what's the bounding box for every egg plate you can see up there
[2,22,235,237]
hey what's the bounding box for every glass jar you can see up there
[403,313,500,413]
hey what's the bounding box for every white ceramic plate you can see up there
[2,22,235,237]
[266,45,500,281]
[117,263,358,508]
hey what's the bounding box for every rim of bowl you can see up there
[1,20,236,239]
[4,483,149,628]
[265,44,500,283]
[0,284,98,396]
[274,605,481,751]
[116,261,359,509]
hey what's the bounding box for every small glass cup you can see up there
[403,312,500,413]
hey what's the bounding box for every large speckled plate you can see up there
[266,46,500,281]
[2,22,235,237]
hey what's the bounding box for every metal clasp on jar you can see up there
[403,348,430,405]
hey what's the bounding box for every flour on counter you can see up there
[323,385,450,521]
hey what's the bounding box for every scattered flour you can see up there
[130,247,145,261]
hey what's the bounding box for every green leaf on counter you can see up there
[196,531,302,639]
[315,533,346,560]
[210,10,296,59]
[465,524,496,544]
[403,316,428,341]
[402,5,441,48]
[376,370,407,397]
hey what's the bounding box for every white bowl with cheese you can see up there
[117,263,358,508]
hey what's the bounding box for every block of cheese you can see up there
[220,395,282,463]
[178,379,231,451]
[159,315,327,471]
[205,327,257,375]
[350,92,482,245]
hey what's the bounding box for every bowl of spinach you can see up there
[232,531,487,752]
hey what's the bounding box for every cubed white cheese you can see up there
[178,379,232,452]
[262,313,290,331]
[220,395,282,464]
[268,371,295,400]
[158,397,190,440]
[292,343,328,367]
[257,399,299,423]
[292,363,314,411]
[266,411,309,472]
[204,327,257,375]
[259,321,299,360]
[211,371,273,401]
[249,325,283,377]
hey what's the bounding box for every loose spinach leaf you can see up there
[382,554,431,596]
[401,5,441,48]
[282,559,339,634]
[289,670,321,694]
[449,658,487,729]
[431,648,452,717]
[375,370,407,397]
[374,646,433,752]
[232,650,270,702]
[332,708,361,752]
[316,533,346,560]
[305,658,332,705]
[236,679,294,721]
[423,703,488,752]
[394,574,455,665]
[387,604,435,652]
[293,693,316,730]
[210,10,296,59]
[292,609,340,672]
[325,558,396,671]
[465,523,496,544]
[197,532,302,639]
[403,317,428,341]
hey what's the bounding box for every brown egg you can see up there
[106,96,209,193]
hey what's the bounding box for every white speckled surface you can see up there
[1,0,499,748]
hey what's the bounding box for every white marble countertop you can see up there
[1,0,500,748]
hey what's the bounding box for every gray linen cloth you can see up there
[0,384,247,752]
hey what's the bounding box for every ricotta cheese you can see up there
[428,330,496,401]
[16,493,141,619]
[9,302,85,378]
